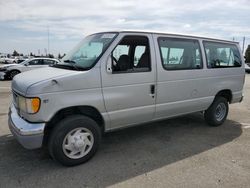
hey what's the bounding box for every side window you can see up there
[134,46,146,66]
[112,45,129,60]
[28,59,41,65]
[43,59,55,65]
[112,36,151,73]
[158,38,202,70]
[203,41,241,68]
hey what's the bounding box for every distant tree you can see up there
[30,52,34,57]
[12,50,19,56]
[48,54,54,58]
[245,45,250,63]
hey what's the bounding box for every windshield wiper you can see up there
[63,60,80,70]
[51,60,89,71]
[63,60,77,64]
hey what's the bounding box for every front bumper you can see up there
[8,104,45,149]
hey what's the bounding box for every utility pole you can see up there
[47,26,50,56]
[242,36,245,54]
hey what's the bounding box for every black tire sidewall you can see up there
[48,115,101,166]
[205,97,229,126]
[9,70,19,79]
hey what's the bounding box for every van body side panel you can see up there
[153,34,244,120]
[100,33,157,130]
[22,67,107,123]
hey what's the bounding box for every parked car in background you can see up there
[17,56,30,64]
[0,54,7,63]
[4,56,19,64]
[0,57,59,80]
[245,63,250,73]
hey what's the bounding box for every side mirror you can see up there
[24,63,28,66]
[106,55,112,73]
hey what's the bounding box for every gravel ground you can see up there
[0,75,250,188]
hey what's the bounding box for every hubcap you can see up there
[62,128,94,159]
[215,103,226,121]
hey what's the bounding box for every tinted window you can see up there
[112,36,151,73]
[43,59,56,65]
[203,41,241,68]
[28,59,43,65]
[158,38,202,70]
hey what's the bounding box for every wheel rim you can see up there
[62,127,94,159]
[215,103,226,121]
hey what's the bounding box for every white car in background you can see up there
[4,56,20,64]
[0,58,59,80]
[0,54,7,63]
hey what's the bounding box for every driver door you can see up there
[101,33,156,130]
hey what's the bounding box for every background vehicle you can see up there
[16,56,30,64]
[4,56,19,64]
[8,31,245,166]
[245,63,250,73]
[0,57,59,80]
[0,54,7,63]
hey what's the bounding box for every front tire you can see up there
[9,70,20,79]
[48,115,101,166]
[204,96,229,126]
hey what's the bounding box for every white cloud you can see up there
[0,0,249,54]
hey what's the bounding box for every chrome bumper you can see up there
[8,104,45,149]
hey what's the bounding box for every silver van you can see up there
[8,31,245,166]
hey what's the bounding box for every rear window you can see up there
[203,41,241,68]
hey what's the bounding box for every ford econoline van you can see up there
[8,31,245,166]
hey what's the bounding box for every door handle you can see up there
[149,84,155,98]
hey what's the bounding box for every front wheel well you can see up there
[9,69,21,73]
[215,89,232,103]
[43,106,104,145]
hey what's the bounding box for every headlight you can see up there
[18,96,41,114]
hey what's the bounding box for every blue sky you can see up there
[0,0,249,56]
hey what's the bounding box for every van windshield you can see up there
[56,33,118,70]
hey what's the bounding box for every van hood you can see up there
[12,67,78,95]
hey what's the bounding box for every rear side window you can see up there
[158,38,202,70]
[43,59,56,65]
[203,41,241,68]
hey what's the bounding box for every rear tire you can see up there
[204,96,228,126]
[48,115,101,166]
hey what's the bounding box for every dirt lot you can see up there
[0,75,250,188]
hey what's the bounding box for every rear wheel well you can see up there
[43,106,104,145]
[215,90,232,103]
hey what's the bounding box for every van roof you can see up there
[95,30,239,44]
